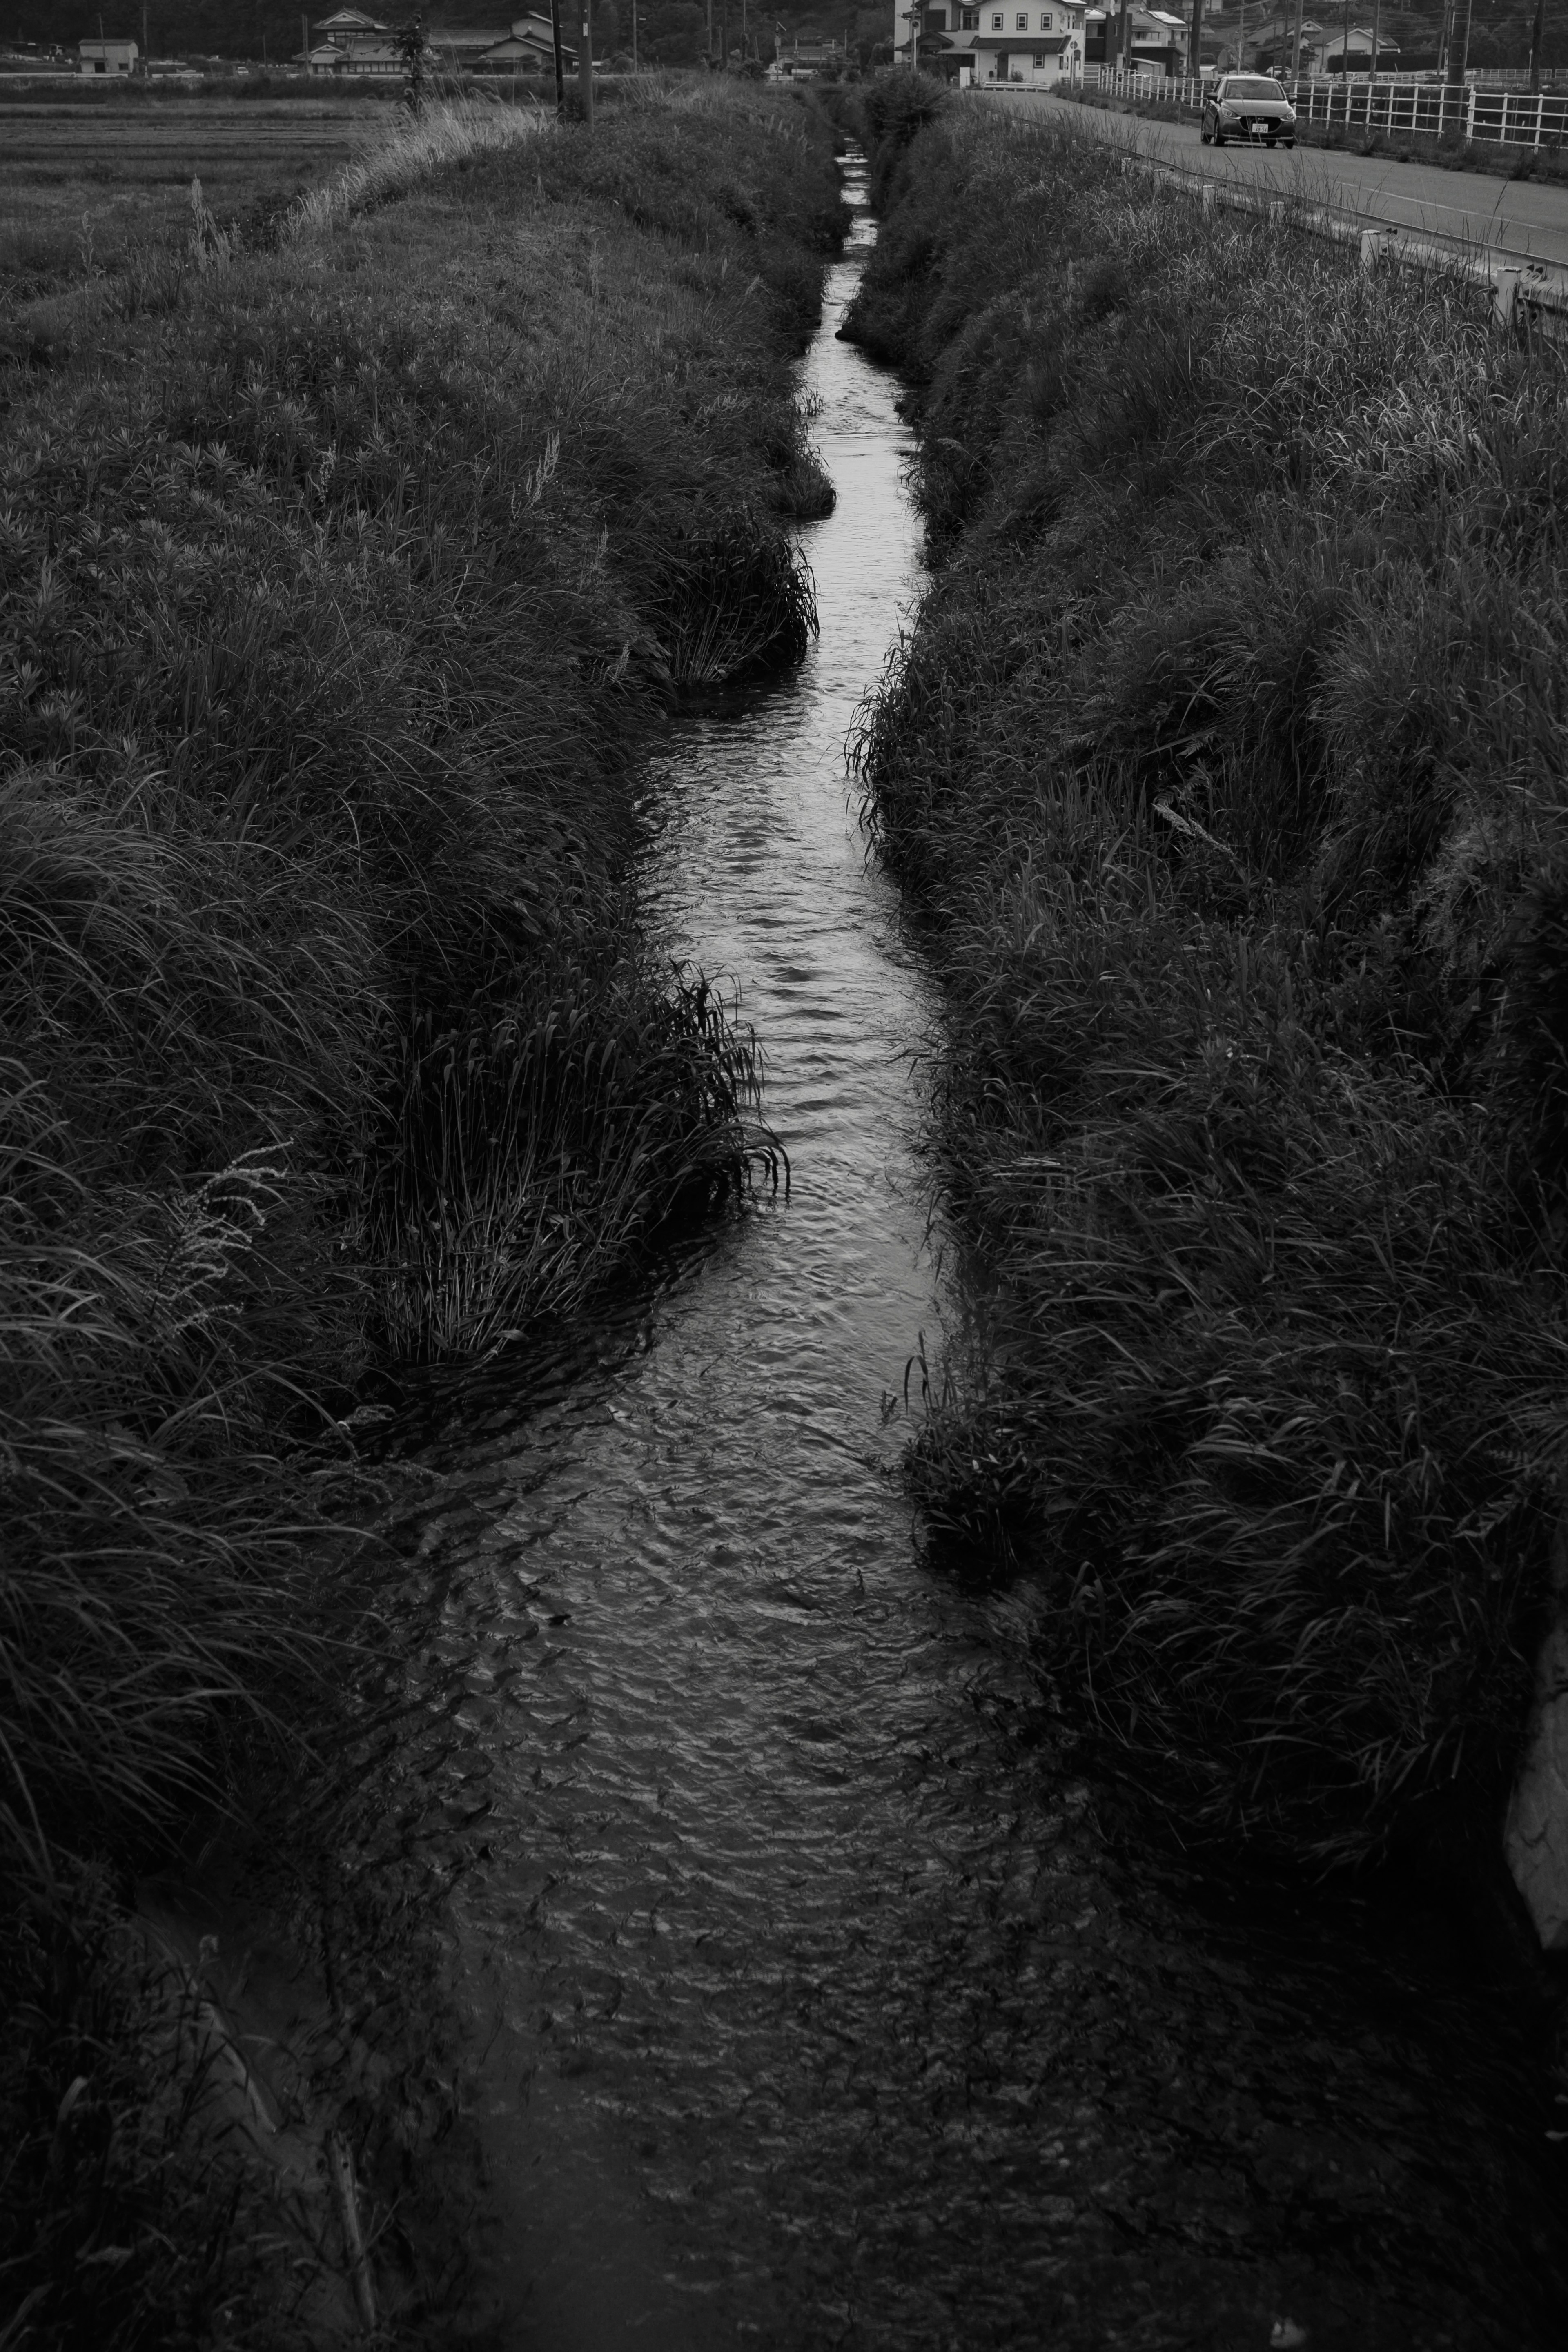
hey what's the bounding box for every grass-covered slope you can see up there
[1,82,843,2345]
[848,85,1568,1873]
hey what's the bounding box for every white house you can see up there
[919,0,1085,83]
[969,5,1085,85]
[78,36,138,74]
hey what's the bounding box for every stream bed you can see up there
[368,160,1568,2352]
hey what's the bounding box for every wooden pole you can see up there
[550,0,565,111]
[578,0,593,117]
[1529,0,1546,91]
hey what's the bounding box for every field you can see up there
[0,96,388,299]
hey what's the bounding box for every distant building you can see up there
[948,4,1086,85]
[300,8,399,72]
[1086,3,1186,71]
[768,39,842,75]
[445,15,569,70]
[302,11,573,74]
[1314,23,1398,70]
[78,36,138,74]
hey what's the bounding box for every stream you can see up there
[371,158,1567,2352]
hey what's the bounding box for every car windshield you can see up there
[1226,76,1284,97]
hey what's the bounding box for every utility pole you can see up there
[1455,0,1474,88]
[578,0,593,116]
[706,0,713,64]
[1292,0,1305,82]
[1188,0,1200,79]
[1368,0,1379,82]
[721,0,729,65]
[549,0,564,110]
[1530,0,1546,90]
[632,0,637,68]
[301,12,310,71]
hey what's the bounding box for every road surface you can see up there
[978,88,1568,278]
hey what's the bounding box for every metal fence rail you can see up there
[1080,63,1568,148]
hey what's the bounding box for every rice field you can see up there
[0,96,387,300]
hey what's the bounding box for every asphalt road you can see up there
[980,89,1568,274]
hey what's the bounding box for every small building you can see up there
[78,37,138,74]
[1314,24,1398,71]
[1086,3,1188,71]
[1246,13,1325,71]
[772,40,842,75]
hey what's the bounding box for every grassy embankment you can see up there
[1,80,842,2343]
[848,78,1568,1888]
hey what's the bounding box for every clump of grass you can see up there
[368,959,780,1359]
[851,102,1568,1870]
[283,90,552,241]
[651,508,819,684]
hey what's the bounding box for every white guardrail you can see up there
[1081,64,1568,149]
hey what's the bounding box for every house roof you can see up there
[483,27,568,51]
[315,9,386,28]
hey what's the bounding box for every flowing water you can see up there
[373,160,1567,2352]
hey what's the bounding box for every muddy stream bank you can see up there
[359,158,1567,2352]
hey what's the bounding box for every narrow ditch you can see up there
[362,152,1568,2352]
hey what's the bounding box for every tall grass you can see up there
[1,79,842,2346]
[849,95,1568,1873]
[283,89,552,239]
